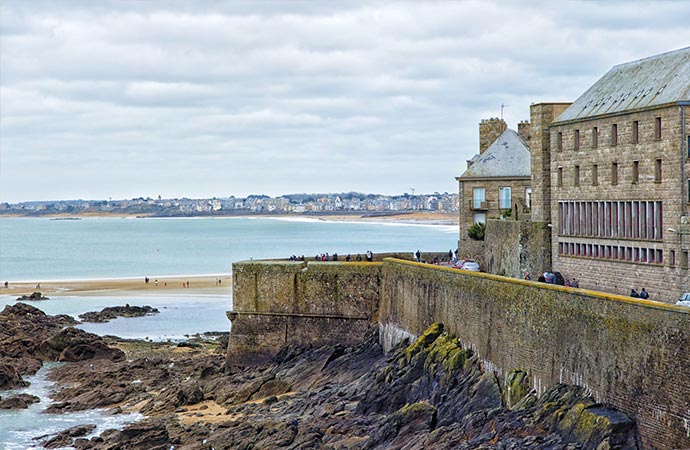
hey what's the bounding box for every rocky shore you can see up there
[1,304,639,449]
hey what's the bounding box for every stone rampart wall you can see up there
[378,258,690,450]
[227,260,382,367]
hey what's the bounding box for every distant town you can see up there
[0,192,459,217]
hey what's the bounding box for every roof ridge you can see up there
[612,46,690,70]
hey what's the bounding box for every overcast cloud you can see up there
[1,1,689,202]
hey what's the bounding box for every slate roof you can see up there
[557,46,690,122]
[460,129,530,178]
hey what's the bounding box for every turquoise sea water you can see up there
[0,216,457,281]
[0,216,456,447]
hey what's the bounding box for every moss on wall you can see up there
[379,258,690,450]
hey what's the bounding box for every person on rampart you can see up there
[639,288,649,299]
[366,250,373,262]
[630,289,639,298]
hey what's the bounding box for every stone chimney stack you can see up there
[518,120,531,146]
[479,118,507,154]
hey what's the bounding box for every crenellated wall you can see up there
[228,257,690,449]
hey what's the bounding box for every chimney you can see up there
[518,120,531,145]
[479,118,507,154]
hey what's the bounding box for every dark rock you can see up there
[0,393,40,409]
[0,362,28,390]
[40,424,96,449]
[38,327,125,362]
[43,323,639,450]
[78,305,159,323]
[16,292,49,301]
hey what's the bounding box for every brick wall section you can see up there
[378,258,690,450]
[549,104,690,297]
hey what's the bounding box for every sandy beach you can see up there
[4,274,232,297]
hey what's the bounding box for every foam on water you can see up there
[0,363,142,449]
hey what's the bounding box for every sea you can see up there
[0,216,457,448]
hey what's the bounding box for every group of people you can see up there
[630,288,649,299]
[531,271,579,288]
[300,250,374,263]
[414,249,460,264]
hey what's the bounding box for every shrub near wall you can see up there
[378,258,690,450]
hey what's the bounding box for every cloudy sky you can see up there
[1,1,688,202]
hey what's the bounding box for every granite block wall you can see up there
[227,260,382,367]
[378,258,690,450]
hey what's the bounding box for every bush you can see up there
[467,222,485,241]
[501,209,512,219]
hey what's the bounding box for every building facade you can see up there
[457,119,532,245]
[544,47,690,300]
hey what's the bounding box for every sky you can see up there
[1,1,689,203]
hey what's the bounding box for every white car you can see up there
[460,261,480,272]
[676,293,690,307]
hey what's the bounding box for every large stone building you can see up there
[456,118,532,243]
[543,46,690,301]
[460,47,690,302]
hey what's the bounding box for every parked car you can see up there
[676,293,690,307]
[460,260,480,272]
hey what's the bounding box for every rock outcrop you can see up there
[78,305,159,323]
[0,303,122,391]
[16,292,49,301]
[0,393,40,409]
[45,323,639,449]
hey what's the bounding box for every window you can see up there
[574,130,580,150]
[670,250,676,266]
[654,159,662,182]
[612,124,618,145]
[557,132,563,151]
[574,165,580,186]
[682,251,689,269]
[632,161,639,184]
[592,127,598,148]
[592,164,598,185]
[473,212,486,224]
[655,117,662,139]
[525,187,531,208]
[632,121,639,143]
[611,162,618,185]
[557,167,563,187]
[498,187,511,209]
[472,188,486,209]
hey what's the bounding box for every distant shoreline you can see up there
[0,211,460,225]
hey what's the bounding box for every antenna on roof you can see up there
[501,103,510,120]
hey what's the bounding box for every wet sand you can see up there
[4,275,231,297]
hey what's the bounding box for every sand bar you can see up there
[3,274,231,297]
